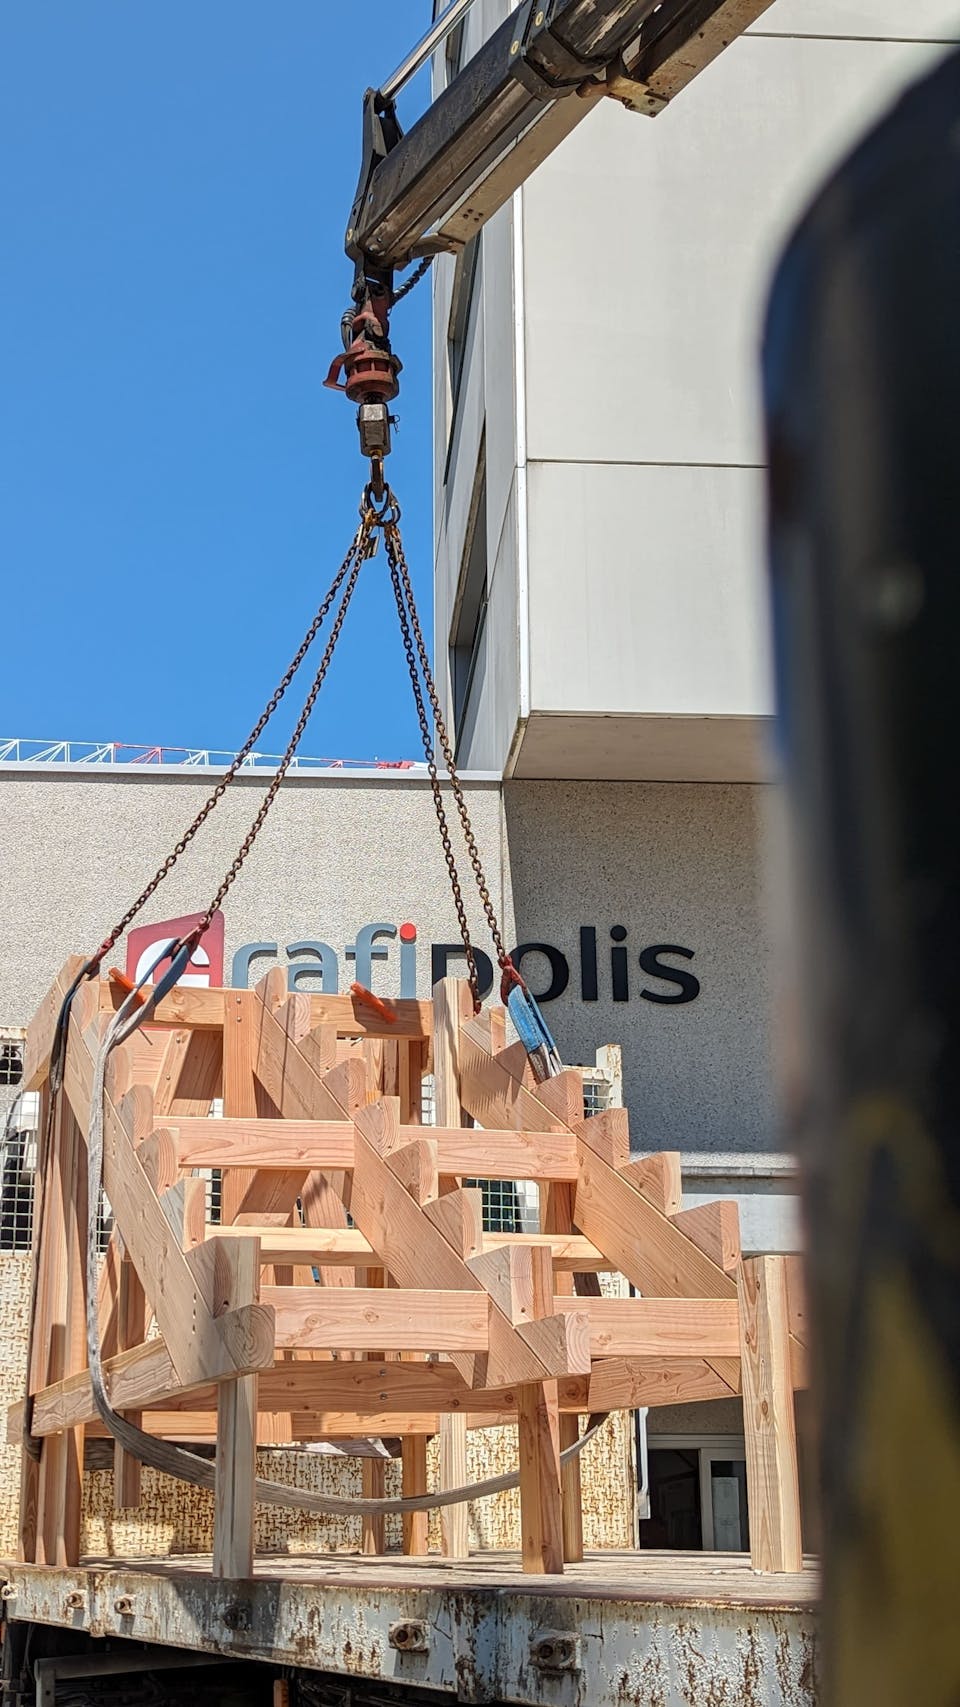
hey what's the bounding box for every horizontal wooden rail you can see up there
[100,983,433,1039]
[172,1117,577,1181]
[212,1225,608,1271]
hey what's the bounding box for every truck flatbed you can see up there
[1,1549,819,1705]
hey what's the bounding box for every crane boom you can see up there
[327,0,774,492]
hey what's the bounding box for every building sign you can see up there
[128,913,699,1006]
[125,910,225,988]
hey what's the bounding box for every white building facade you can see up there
[433,0,960,779]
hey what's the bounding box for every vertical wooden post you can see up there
[212,1239,260,1579]
[107,1058,153,1511]
[221,989,261,1221]
[432,976,474,1558]
[539,1059,587,1564]
[113,1257,146,1509]
[738,1254,803,1572]
[361,1458,386,1555]
[35,1099,85,1566]
[402,1436,429,1555]
[516,1245,564,1575]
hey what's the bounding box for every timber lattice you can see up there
[10,962,809,1576]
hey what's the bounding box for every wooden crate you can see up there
[10,960,808,1577]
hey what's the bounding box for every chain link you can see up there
[383,516,511,996]
[89,514,375,967]
[386,549,482,1008]
[82,488,506,1009]
[197,519,378,928]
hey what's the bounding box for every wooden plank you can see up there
[579,1356,744,1414]
[254,994,355,1124]
[458,1022,567,1134]
[555,1297,740,1358]
[621,1152,683,1216]
[738,1256,802,1572]
[428,978,471,1561]
[100,981,433,1039]
[262,1288,490,1351]
[102,981,225,1028]
[169,1116,576,1180]
[670,1200,741,1271]
[205,1223,606,1271]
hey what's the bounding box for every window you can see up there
[0,1041,23,1086]
[449,450,488,743]
[641,1436,750,1551]
[447,234,481,423]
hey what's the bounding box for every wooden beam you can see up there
[457,1018,567,1134]
[738,1255,803,1572]
[205,1223,608,1271]
[168,1116,577,1180]
[670,1200,741,1271]
[262,1287,490,1351]
[577,1356,740,1414]
[556,1296,740,1358]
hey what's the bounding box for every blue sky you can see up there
[2,3,436,762]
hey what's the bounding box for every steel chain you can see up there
[197,519,378,929]
[386,549,482,1008]
[384,518,510,969]
[88,514,375,967]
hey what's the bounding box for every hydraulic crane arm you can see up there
[327,0,774,491]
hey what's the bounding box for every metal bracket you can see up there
[389,1618,430,1653]
[603,54,668,115]
[510,0,608,103]
[529,1630,582,1672]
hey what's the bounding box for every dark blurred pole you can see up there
[763,47,960,1707]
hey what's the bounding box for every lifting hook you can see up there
[325,278,401,500]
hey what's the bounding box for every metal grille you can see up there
[0,1090,39,1250]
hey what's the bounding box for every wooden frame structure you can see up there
[10,960,809,1578]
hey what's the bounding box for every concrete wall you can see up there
[0,770,778,1156]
